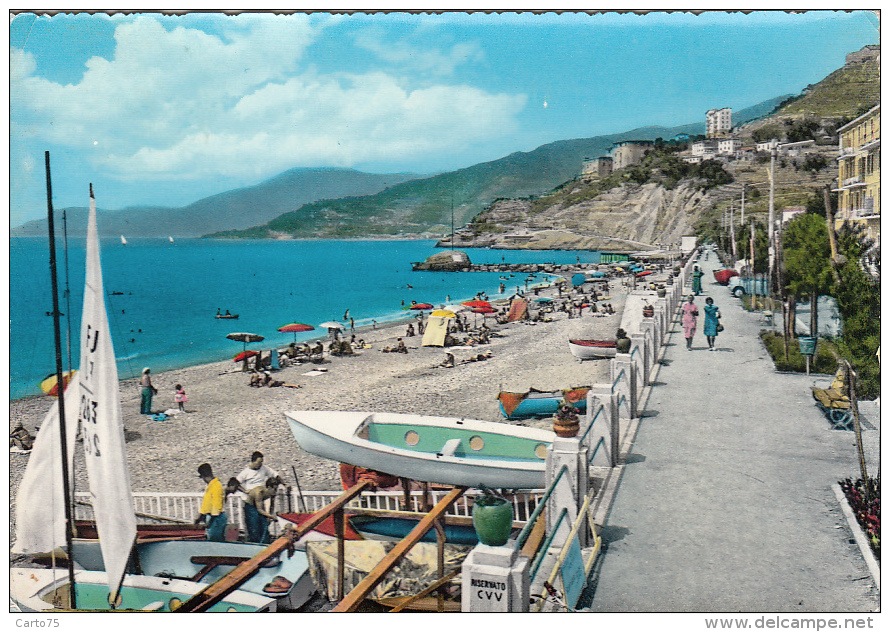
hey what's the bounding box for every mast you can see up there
[45,150,78,609]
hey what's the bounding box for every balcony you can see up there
[841,175,865,188]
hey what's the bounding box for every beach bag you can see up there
[716,323,724,333]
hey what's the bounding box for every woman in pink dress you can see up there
[681,295,699,351]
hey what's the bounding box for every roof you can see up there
[837,104,880,133]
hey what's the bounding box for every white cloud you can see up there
[353,30,485,76]
[10,15,525,182]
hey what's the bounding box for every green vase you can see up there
[616,337,631,354]
[472,497,514,546]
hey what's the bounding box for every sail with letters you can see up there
[78,184,137,602]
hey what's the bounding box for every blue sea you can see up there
[9,237,601,400]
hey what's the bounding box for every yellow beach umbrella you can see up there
[431,309,456,318]
[40,370,76,397]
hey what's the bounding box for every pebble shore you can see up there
[9,277,626,528]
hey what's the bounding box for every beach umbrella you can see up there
[40,370,76,397]
[461,300,491,308]
[635,271,653,278]
[572,273,586,287]
[278,322,315,342]
[319,321,344,330]
[431,309,456,318]
[444,304,467,313]
[234,350,259,363]
[409,303,433,310]
[226,331,264,353]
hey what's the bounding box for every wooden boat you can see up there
[350,514,484,546]
[69,539,315,611]
[73,520,206,542]
[10,568,274,612]
[284,410,554,489]
[568,339,617,360]
[215,313,239,319]
[497,387,590,419]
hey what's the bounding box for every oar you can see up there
[291,466,308,512]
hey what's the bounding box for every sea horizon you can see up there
[10,236,601,400]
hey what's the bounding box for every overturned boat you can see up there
[497,386,590,419]
[284,410,554,489]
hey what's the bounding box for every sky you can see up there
[8,9,880,227]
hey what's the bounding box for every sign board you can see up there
[560,531,586,608]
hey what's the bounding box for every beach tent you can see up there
[506,298,528,322]
[571,273,586,287]
[421,315,453,347]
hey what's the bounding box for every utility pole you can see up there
[730,202,737,261]
[740,186,745,226]
[767,149,776,297]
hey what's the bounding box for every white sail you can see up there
[11,381,79,554]
[168,236,174,243]
[79,187,137,602]
[120,235,127,245]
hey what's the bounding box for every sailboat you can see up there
[168,236,174,244]
[120,235,127,245]
[10,178,274,612]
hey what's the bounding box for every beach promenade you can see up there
[587,253,880,612]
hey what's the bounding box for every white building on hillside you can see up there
[706,107,732,137]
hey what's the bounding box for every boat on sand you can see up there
[284,410,554,489]
[568,339,617,360]
[497,387,589,419]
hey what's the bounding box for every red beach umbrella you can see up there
[410,303,433,310]
[462,300,491,308]
[278,322,315,342]
[635,271,653,278]
[234,350,259,363]
[471,306,496,314]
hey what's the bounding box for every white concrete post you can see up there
[656,297,670,337]
[588,385,620,465]
[461,544,530,612]
[631,332,648,383]
[545,437,588,547]
[641,318,658,366]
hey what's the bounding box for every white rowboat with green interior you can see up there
[284,410,554,489]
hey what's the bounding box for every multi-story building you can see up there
[581,156,613,179]
[706,107,732,138]
[835,104,880,247]
[611,140,653,170]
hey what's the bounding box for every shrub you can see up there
[759,331,837,374]
[839,476,880,558]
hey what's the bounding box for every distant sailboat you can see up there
[168,236,174,244]
[120,235,127,245]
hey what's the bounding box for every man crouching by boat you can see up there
[195,463,227,541]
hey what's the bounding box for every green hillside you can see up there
[774,59,879,118]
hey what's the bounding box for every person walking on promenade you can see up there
[195,463,227,541]
[140,367,158,414]
[692,265,704,295]
[682,295,699,351]
[703,296,721,351]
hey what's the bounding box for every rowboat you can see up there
[497,387,589,419]
[10,568,274,612]
[568,339,617,360]
[350,514,484,546]
[68,539,315,611]
[215,313,239,319]
[284,410,554,489]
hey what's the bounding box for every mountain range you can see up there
[13,96,787,239]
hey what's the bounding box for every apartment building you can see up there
[834,104,880,247]
[706,107,732,138]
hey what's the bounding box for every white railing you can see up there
[74,488,543,538]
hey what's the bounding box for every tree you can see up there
[781,214,833,337]
[737,222,769,274]
[832,224,880,399]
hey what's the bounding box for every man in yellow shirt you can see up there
[194,463,227,541]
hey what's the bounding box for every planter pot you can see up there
[472,497,514,546]
[643,307,655,318]
[657,288,667,298]
[616,337,632,354]
[553,417,580,438]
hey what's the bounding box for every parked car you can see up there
[729,276,769,297]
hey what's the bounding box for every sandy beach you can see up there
[9,276,627,515]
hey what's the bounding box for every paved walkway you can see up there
[588,252,879,612]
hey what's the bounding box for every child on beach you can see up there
[174,384,188,412]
